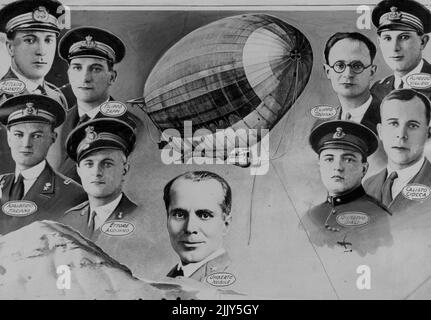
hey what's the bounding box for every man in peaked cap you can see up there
[59,117,168,277]
[371,0,431,101]
[56,26,142,183]
[364,89,431,214]
[0,0,69,175]
[303,120,392,256]
[0,94,86,235]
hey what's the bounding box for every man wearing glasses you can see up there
[371,0,431,101]
[322,32,380,135]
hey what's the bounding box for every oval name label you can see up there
[2,201,38,217]
[406,73,431,89]
[336,212,369,227]
[0,79,26,94]
[99,101,127,117]
[206,272,236,287]
[310,105,337,119]
[101,220,135,236]
[402,183,431,201]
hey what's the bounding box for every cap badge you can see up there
[24,103,35,115]
[85,126,98,141]
[84,35,96,49]
[33,6,49,22]
[333,127,346,139]
[43,182,52,191]
[389,6,402,21]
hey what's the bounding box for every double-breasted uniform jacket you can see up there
[0,68,69,175]
[371,59,431,101]
[0,163,87,235]
[364,159,431,214]
[166,251,232,283]
[303,185,392,257]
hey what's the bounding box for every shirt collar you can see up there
[15,160,46,181]
[327,185,366,206]
[11,65,44,92]
[387,156,425,182]
[395,59,424,89]
[178,248,226,278]
[77,98,110,118]
[90,193,123,229]
[341,95,372,119]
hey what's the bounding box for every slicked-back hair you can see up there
[380,89,431,124]
[324,32,377,64]
[163,171,232,217]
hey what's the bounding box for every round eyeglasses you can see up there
[327,61,373,74]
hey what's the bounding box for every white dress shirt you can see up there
[15,160,46,195]
[394,59,424,90]
[11,65,45,93]
[89,193,123,230]
[178,248,226,278]
[341,95,373,123]
[387,157,425,199]
[77,98,110,119]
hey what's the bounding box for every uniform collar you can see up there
[77,97,110,118]
[90,193,123,230]
[178,248,226,278]
[327,185,366,206]
[11,65,44,92]
[394,59,424,89]
[15,160,46,181]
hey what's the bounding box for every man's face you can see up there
[319,148,367,196]
[6,31,57,81]
[167,178,231,265]
[378,97,430,169]
[378,30,428,76]
[7,122,56,170]
[77,149,127,199]
[68,57,115,105]
[325,38,376,99]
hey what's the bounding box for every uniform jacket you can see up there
[0,68,69,175]
[303,185,392,257]
[166,251,232,283]
[364,159,431,214]
[0,162,87,235]
[371,59,431,101]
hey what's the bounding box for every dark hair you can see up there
[163,171,232,216]
[324,32,377,64]
[380,89,431,124]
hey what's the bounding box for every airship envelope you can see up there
[130,14,313,160]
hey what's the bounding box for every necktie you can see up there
[345,112,352,121]
[381,171,398,207]
[77,114,90,126]
[88,210,97,234]
[171,266,184,277]
[35,85,47,95]
[398,79,404,90]
[9,174,24,200]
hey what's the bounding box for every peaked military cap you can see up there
[58,26,125,64]
[0,0,63,34]
[309,120,378,158]
[0,94,65,127]
[66,118,136,163]
[372,0,431,34]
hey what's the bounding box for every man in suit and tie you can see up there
[0,0,69,175]
[163,171,233,283]
[56,26,141,183]
[322,32,381,135]
[364,89,431,214]
[0,94,86,235]
[371,0,431,101]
